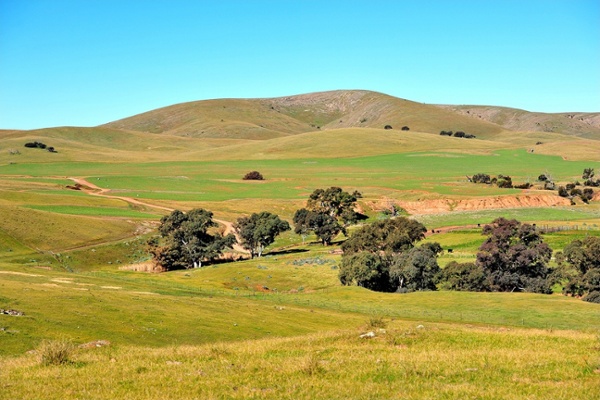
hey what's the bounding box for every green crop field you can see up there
[1,92,599,399]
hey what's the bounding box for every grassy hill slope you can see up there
[440,104,600,139]
[103,90,507,139]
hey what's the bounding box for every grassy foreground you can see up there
[1,321,598,400]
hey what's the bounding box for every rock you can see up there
[416,325,424,329]
[360,331,376,339]
[0,309,24,316]
[78,340,111,349]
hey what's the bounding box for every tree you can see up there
[582,168,595,180]
[243,171,264,180]
[293,208,345,246]
[339,252,393,292]
[437,261,488,291]
[234,212,290,258]
[151,209,236,270]
[476,218,552,293]
[389,244,442,292]
[306,187,362,225]
[472,173,491,184]
[339,217,430,292]
[341,217,427,255]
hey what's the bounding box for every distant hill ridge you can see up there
[102,90,597,140]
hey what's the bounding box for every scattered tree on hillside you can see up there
[234,212,290,258]
[476,217,552,293]
[341,217,426,255]
[439,130,453,136]
[582,168,595,181]
[243,171,264,180]
[384,125,393,130]
[401,126,410,131]
[149,209,236,270]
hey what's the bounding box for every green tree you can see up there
[341,217,426,255]
[234,212,290,258]
[563,237,600,303]
[339,217,430,292]
[293,208,345,246]
[389,244,442,292]
[307,187,362,225]
[152,209,236,270]
[476,218,552,293]
[437,261,488,291]
[339,252,393,292]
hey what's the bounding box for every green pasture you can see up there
[24,205,159,219]
[417,207,600,229]
[2,150,597,204]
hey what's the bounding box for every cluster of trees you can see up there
[337,215,599,303]
[439,130,476,139]
[556,168,596,204]
[338,217,437,292]
[150,187,361,270]
[560,237,600,303]
[338,217,555,294]
[469,173,529,189]
[24,141,56,152]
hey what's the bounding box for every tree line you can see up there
[148,185,599,303]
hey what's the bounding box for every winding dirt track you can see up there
[68,178,247,253]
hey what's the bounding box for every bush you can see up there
[453,131,466,138]
[401,126,410,131]
[583,291,600,304]
[439,130,453,136]
[384,125,393,130]
[472,173,491,184]
[243,171,264,180]
[38,339,75,366]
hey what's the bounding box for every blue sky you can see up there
[1,0,599,130]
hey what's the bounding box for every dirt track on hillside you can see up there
[68,178,247,253]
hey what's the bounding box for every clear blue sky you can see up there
[1,0,599,130]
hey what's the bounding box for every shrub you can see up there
[472,173,491,184]
[439,130,453,136]
[453,131,466,138]
[401,126,410,131]
[243,171,264,180]
[38,339,75,366]
[583,291,600,304]
[384,125,393,130]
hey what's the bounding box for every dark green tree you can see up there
[339,217,430,292]
[339,252,394,292]
[389,244,442,292]
[234,212,290,258]
[563,237,600,303]
[293,208,345,246]
[476,218,552,293]
[152,209,236,270]
[341,217,427,255]
[437,261,488,291]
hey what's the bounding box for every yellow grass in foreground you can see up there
[2,321,598,400]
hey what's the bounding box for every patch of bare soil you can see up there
[380,194,572,215]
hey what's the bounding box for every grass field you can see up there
[1,97,599,398]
